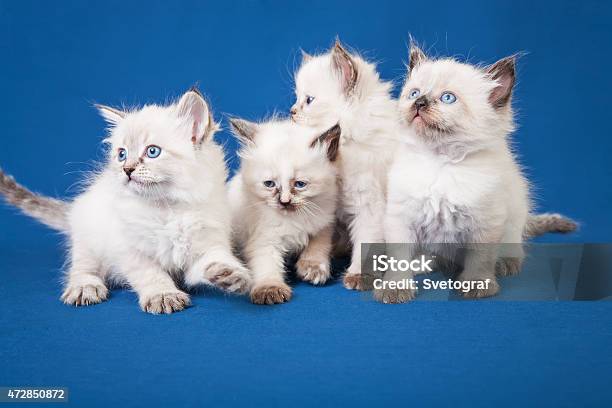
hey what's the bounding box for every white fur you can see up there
[292,45,400,285]
[384,56,529,300]
[228,120,338,293]
[62,91,250,313]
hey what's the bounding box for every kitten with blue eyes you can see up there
[0,89,251,314]
[381,44,545,302]
[227,119,340,304]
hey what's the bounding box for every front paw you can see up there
[495,257,523,277]
[207,262,252,295]
[250,282,292,305]
[373,286,416,304]
[343,273,364,290]
[296,258,331,285]
[461,278,500,299]
[61,283,109,306]
[140,291,191,314]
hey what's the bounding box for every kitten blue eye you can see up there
[440,92,457,104]
[117,148,127,162]
[146,145,162,158]
[263,180,276,188]
[294,180,308,189]
[408,88,421,99]
[306,96,315,105]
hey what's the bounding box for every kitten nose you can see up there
[415,97,428,110]
[279,196,292,207]
[290,106,298,115]
[123,166,136,178]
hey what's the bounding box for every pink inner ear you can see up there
[191,121,198,144]
[489,73,513,107]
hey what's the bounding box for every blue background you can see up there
[0,1,611,407]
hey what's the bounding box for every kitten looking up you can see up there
[383,44,548,302]
[0,89,251,313]
[227,119,340,304]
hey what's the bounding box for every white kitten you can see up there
[227,119,340,304]
[292,40,576,293]
[0,89,251,314]
[292,41,400,291]
[383,44,531,302]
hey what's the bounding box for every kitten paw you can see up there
[61,283,109,306]
[495,257,523,277]
[140,291,191,314]
[296,259,331,285]
[343,273,364,291]
[373,286,416,304]
[461,279,500,299]
[250,283,292,305]
[207,262,252,295]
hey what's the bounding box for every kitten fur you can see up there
[0,89,251,314]
[383,44,534,302]
[293,40,400,291]
[227,118,340,304]
[292,40,577,293]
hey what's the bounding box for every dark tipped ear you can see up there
[95,104,125,125]
[300,48,313,63]
[408,39,428,74]
[331,39,358,94]
[310,123,341,162]
[177,88,217,144]
[486,56,516,109]
[229,118,258,144]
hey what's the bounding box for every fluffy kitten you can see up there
[382,44,535,302]
[0,89,251,314]
[292,40,576,293]
[292,41,400,291]
[227,119,340,304]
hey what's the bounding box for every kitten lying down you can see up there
[291,40,577,292]
[381,43,558,302]
[227,119,340,304]
[0,89,251,314]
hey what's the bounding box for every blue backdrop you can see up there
[0,1,610,407]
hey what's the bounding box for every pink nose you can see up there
[290,107,297,115]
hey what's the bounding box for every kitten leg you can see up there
[296,225,333,285]
[123,257,190,314]
[343,203,386,290]
[457,245,500,299]
[186,246,251,295]
[496,223,525,277]
[61,242,108,306]
[373,212,419,303]
[248,245,292,305]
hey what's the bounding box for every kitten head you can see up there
[230,118,340,215]
[98,88,220,200]
[398,41,517,144]
[291,40,361,129]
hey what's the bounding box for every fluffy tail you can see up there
[0,168,69,231]
[524,213,578,239]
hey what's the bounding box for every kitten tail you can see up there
[524,213,578,239]
[0,168,69,231]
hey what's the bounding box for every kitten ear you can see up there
[95,104,125,125]
[486,56,516,109]
[229,117,258,145]
[331,39,358,94]
[310,123,341,162]
[300,48,313,63]
[408,39,428,74]
[177,88,217,145]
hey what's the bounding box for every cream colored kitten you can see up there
[382,44,531,302]
[227,119,340,304]
[0,89,251,314]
